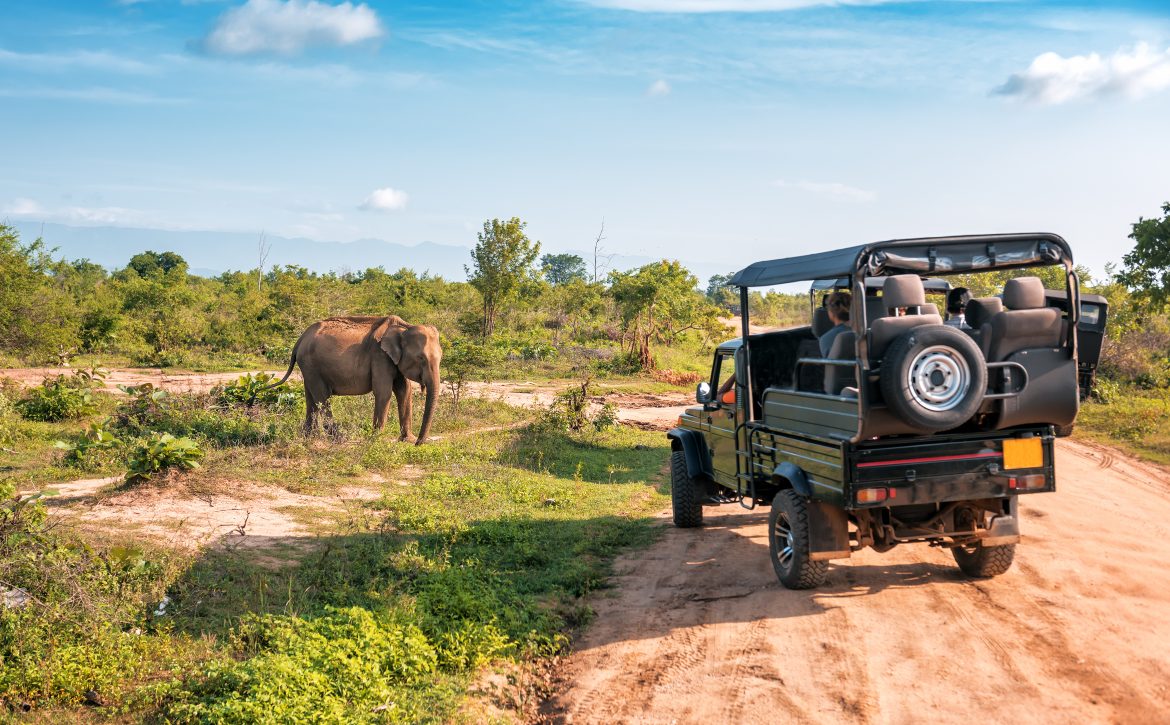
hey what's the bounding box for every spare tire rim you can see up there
[907,345,971,412]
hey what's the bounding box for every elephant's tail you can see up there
[262,337,302,389]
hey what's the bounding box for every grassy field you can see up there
[1075,382,1170,465]
[0,376,671,722]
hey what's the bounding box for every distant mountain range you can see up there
[8,222,734,284]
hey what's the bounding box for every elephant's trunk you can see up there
[415,363,439,445]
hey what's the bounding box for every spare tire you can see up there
[880,325,986,431]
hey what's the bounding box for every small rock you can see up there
[542,498,558,508]
[83,689,107,707]
[0,585,30,610]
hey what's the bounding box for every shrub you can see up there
[541,380,617,432]
[54,419,123,470]
[595,350,642,376]
[125,433,204,482]
[213,372,298,409]
[113,383,172,434]
[15,369,104,421]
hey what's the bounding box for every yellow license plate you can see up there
[1003,438,1043,470]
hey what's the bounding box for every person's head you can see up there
[947,287,971,315]
[826,291,851,325]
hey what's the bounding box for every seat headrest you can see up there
[920,303,940,317]
[966,297,1003,328]
[811,306,833,337]
[1003,277,1046,310]
[882,275,926,309]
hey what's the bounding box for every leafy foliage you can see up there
[609,260,724,369]
[466,217,542,338]
[1116,202,1170,307]
[15,370,103,422]
[54,419,123,470]
[541,252,587,285]
[125,432,205,482]
[541,380,618,432]
[214,372,298,409]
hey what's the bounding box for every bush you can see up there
[15,369,104,422]
[54,420,123,470]
[214,372,299,409]
[125,433,204,482]
[541,380,617,432]
[595,350,643,376]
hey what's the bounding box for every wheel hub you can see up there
[907,345,971,412]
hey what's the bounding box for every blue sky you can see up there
[2,0,1170,279]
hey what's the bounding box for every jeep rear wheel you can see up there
[670,450,703,528]
[952,540,1016,577]
[880,325,987,432]
[769,490,828,589]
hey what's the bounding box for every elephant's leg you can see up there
[393,375,414,442]
[303,388,317,436]
[322,398,340,439]
[372,387,392,432]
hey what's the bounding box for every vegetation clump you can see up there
[15,369,104,422]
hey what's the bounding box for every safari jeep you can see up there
[668,234,1090,589]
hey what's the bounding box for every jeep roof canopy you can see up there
[725,233,1078,421]
[729,233,1072,287]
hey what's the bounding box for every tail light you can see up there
[856,487,889,504]
[1015,473,1047,491]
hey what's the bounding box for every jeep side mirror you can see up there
[696,381,711,404]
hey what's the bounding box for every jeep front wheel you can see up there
[769,490,828,589]
[670,450,703,528]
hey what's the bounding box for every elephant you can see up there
[268,315,442,444]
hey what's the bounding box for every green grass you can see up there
[1,381,671,722]
[1076,384,1170,465]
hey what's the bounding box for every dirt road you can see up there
[545,437,1170,724]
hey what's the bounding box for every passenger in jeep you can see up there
[945,287,971,329]
[818,291,852,357]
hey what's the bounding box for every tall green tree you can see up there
[466,217,541,338]
[541,253,587,285]
[609,260,721,369]
[0,225,75,360]
[1116,202,1170,307]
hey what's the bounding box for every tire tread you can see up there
[670,450,703,528]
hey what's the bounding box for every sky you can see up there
[2,0,1170,280]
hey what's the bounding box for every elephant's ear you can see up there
[377,323,404,366]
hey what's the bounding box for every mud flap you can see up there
[982,497,1021,546]
[806,500,852,561]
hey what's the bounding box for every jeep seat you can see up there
[824,330,857,395]
[868,275,943,361]
[963,297,1004,357]
[986,277,1062,361]
[812,306,833,338]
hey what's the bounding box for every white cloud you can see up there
[0,86,187,105]
[996,43,1170,105]
[359,187,408,212]
[579,0,894,12]
[647,79,671,96]
[2,198,45,215]
[0,48,155,74]
[2,197,146,225]
[202,0,384,56]
[774,179,876,202]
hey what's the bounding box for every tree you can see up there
[126,250,188,278]
[541,253,587,285]
[1116,202,1170,307]
[465,217,541,338]
[609,260,721,369]
[705,273,739,313]
[0,225,75,360]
